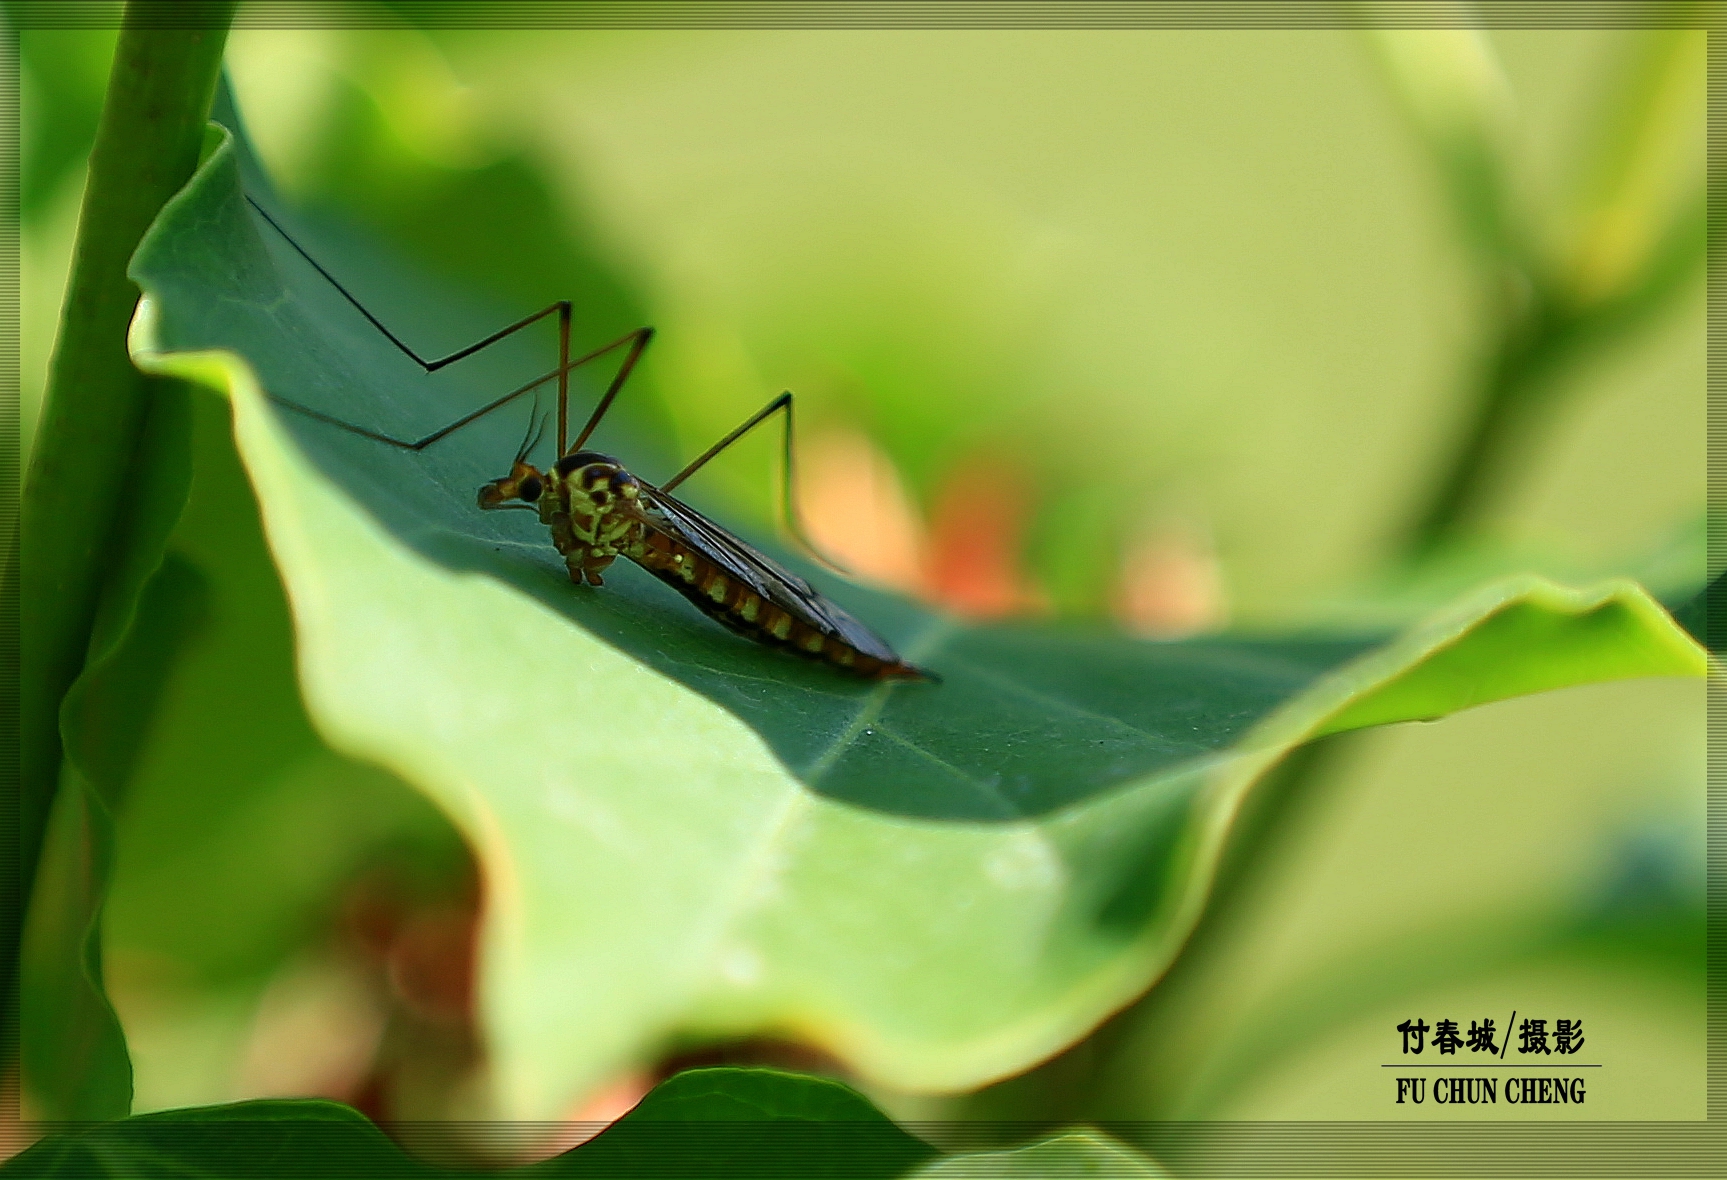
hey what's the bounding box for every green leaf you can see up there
[1667,569,1716,651]
[620,1065,912,1123]
[121,112,1703,1120]
[1303,513,1705,633]
[16,28,117,219]
[2,1098,391,1180]
[20,376,197,1119]
[909,1130,1165,1179]
[563,1067,936,1178]
[3,1067,935,1179]
[1561,30,1705,309]
[1362,29,1520,267]
[87,384,469,1115]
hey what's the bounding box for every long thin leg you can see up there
[266,329,654,451]
[660,392,842,569]
[248,193,575,447]
[566,327,655,456]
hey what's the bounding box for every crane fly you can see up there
[246,195,931,681]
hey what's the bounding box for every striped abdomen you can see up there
[627,528,916,679]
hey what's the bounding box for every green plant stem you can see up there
[10,3,235,1072]
[1403,303,1553,557]
[1404,177,1703,559]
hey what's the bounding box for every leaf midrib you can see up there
[799,615,960,786]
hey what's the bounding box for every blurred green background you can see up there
[18,19,1704,1127]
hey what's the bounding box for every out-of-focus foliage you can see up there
[4,1067,939,1179]
[909,1130,1165,1178]
[18,29,119,462]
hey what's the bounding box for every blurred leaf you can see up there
[1563,29,1705,308]
[99,387,468,1116]
[17,27,117,217]
[565,1066,936,1178]
[1667,569,1717,651]
[622,1064,901,1121]
[29,234,466,1120]
[2,1098,391,1180]
[1133,869,1702,1120]
[1305,513,1703,632]
[298,62,650,343]
[910,1130,1166,1179]
[105,387,463,977]
[1376,24,1703,558]
[1362,24,1521,267]
[21,373,196,1120]
[3,1067,935,1179]
[121,110,1706,1122]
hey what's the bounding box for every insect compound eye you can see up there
[517,475,543,502]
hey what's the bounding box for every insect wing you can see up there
[633,484,906,666]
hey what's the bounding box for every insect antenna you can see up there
[516,400,550,465]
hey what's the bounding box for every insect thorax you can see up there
[543,458,645,575]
